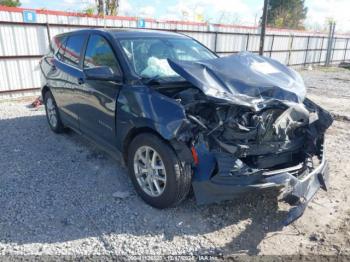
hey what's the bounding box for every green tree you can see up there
[0,0,21,7]
[267,0,308,29]
[84,6,95,16]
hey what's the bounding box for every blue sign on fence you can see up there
[137,19,146,28]
[23,10,37,23]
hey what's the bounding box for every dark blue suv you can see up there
[40,29,332,224]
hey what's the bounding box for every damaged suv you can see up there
[40,29,333,224]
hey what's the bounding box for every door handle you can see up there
[78,78,85,85]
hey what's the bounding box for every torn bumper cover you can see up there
[192,141,329,225]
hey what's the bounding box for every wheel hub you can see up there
[133,146,167,197]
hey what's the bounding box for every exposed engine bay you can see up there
[160,85,330,175]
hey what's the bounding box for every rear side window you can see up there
[84,34,120,75]
[61,34,86,67]
[56,37,67,61]
[51,35,66,54]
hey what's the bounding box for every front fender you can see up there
[116,85,189,151]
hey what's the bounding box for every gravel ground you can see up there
[0,67,350,258]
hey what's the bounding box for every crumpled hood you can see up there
[168,52,306,111]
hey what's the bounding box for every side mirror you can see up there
[84,66,121,81]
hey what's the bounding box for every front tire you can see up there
[127,133,192,209]
[44,91,64,133]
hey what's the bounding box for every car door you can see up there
[52,33,88,130]
[41,35,66,101]
[76,33,123,145]
[44,36,74,126]
[57,33,87,129]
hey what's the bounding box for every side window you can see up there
[62,34,86,67]
[84,34,120,75]
[56,37,67,61]
[51,35,65,54]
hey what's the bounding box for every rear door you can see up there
[40,35,66,92]
[42,35,68,116]
[76,33,123,145]
[53,33,87,129]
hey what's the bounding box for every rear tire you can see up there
[44,91,65,133]
[127,133,192,208]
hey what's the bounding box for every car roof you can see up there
[55,28,188,39]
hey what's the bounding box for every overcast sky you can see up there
[20,0,350,32]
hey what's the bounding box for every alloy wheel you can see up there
[46,97,58,128]
[133,146,167,197]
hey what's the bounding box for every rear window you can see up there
[60,34,87,67]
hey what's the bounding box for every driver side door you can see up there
[76,33,123,146]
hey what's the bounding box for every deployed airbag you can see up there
[142,57,177,78]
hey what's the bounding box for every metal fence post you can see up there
[246,33,250,51]
[269,34,275,58]
[304,36,310,66]
[343,38,349,62]
[213,32,218,53]
[287,35,294,66]
[331,37,337,64]
[46,22,51,42]
[318,37,325,64]
[325,22,336,66]
[259,0,269,56]
[45,12,51,48]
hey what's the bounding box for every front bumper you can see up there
[192,150,329,225]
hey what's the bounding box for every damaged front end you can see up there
[155,53,333,224]
[187,97,331,225]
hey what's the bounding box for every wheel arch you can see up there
[122,127,164,163]
[122,126,193,165]
[41,85,51,100]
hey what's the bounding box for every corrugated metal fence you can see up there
[1,6,350,99]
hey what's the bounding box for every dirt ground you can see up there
[0,67,349,259]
